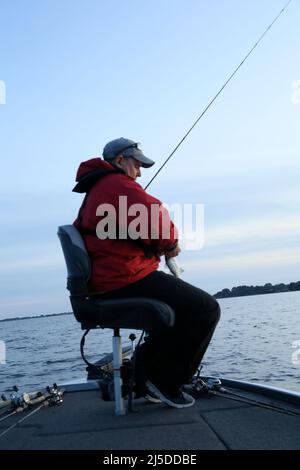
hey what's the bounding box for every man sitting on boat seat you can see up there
[73,137,220,408]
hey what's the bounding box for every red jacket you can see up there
[73,158,178,292]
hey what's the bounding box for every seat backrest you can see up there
[58,225,175,332]
[57,225,90,296]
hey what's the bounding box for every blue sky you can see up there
[0,0,299,319]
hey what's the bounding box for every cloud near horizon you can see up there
[203,215,300,248]
[184,246,300,273]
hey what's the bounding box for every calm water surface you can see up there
[0,291,299,394]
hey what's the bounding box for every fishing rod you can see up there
[0,402,46,439]
[191,376,300,416]
[145,0,293,190]
[0,397,44,427]
[0,392,47,424]
[0,384,63,438]
[212,388,300,417]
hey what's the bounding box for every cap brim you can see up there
[123,148,155,168]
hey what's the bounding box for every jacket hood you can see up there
[73,157,124,193]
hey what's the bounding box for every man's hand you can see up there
[165,245,181,260]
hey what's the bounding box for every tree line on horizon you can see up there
[214,281,300,299]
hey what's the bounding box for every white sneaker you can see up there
[146,380,195,409]
[144,388,162,404]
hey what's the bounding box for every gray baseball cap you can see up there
[103,137,155,168]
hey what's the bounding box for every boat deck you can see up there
[0,380,300,450]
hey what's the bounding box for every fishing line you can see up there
[145,0,293,189]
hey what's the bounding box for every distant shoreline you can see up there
[1,283,300,320]
[0,312,72,323]
[214,281,300,299]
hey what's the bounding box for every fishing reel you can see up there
[2,385,31,410]
[46,383,63,406]
[186,376,223,399]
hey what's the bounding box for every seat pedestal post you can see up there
[113,328,125,415]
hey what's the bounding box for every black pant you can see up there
[102,270,220,391]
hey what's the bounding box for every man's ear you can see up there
[114,155,124,168]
